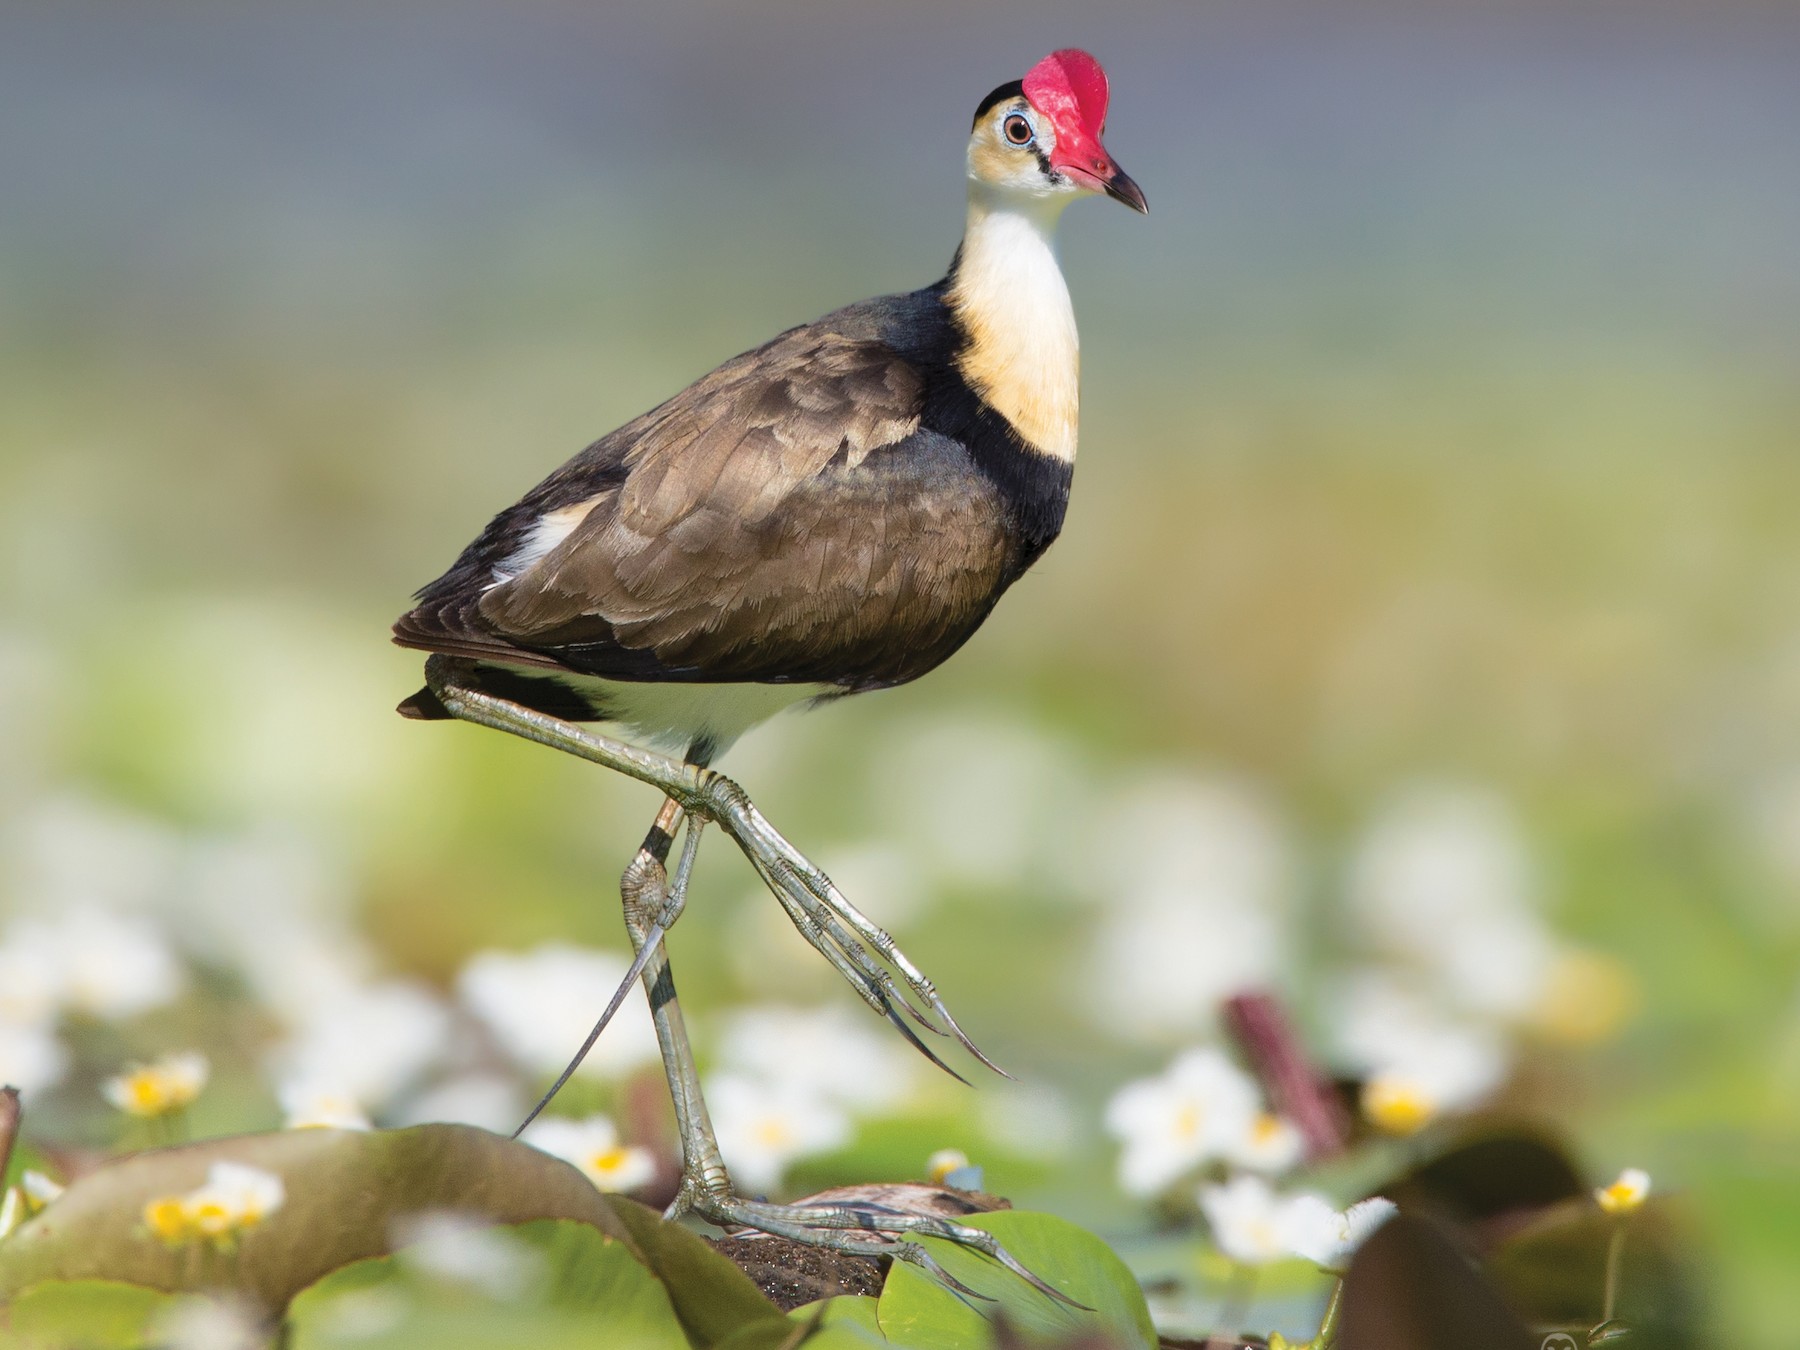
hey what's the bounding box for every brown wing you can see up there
[453,326,1014,687]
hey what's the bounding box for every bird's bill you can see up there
[1100,163,1148,213]
[1059,157,1148,213]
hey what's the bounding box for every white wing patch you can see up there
[489,497,605,587]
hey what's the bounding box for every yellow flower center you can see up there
[190,1199,234,1236]
[1534,950,1638,1046]
[927,1150,970,1186]
[144,1195,193,1243]
[1596,1173,1649,1214]
[1251,1114,1282,1146]
[1173,1103,1202,1141]
[753,1119,794,1149]
[1362,1077,1435,1136]
[590,1146,631,1176]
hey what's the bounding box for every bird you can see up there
[393,47,1143,1285]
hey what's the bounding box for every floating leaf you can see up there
[288,1219,691,1350]
[0,1126,621,1308]
[0,1124,782,1346]
[3,1279,179,1348]
[786,1295,887,1347]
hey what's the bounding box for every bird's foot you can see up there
[695,774,1010,1081]
[677,1180,1085,1309]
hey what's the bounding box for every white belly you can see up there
[570,675,834,760]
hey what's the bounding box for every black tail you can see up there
[397,686,451,720]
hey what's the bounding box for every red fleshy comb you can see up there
[1022,48,1111,139]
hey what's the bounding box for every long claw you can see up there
[755,857,972,1084]
[894,1241,998,1304]
[881,972,949,1036]
[980,1236,1092,1311]
[774,853,1006,1078]
[928,996,1013,1080]
[881,1000,972,1087]
[512,921,666,1138]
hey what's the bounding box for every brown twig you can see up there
[1223,992,1351,1162]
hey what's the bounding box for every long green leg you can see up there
[513,797,704,1138]
[421,656,1074,1297]
[618,799,730,1208]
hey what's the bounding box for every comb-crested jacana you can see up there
[395,48,1144,1278]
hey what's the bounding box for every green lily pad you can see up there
[3,1279,180,1348]
[0,1124,781,1346]
[787,1295,887,1346]
[712,1294,888,1350]
[876,1211,1156,1349]
[288,1219,692,1350]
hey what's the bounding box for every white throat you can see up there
[947,187,1080,462]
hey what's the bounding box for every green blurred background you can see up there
[4,0,1799,1341]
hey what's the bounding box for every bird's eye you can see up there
[1002,113,1034,146]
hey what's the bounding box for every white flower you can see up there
[1198,1176,1396,1270]
[1104,1047,1261,1197]
[926,1148,971,1186]
[146,1162,285,1246]
[3,908,184,1023]
[1198,1175,1296,1265]
[524,1114,656,1194]
[57,908,186,1021]
[19,1170,63,1213]
[394,1211,543,1300]
[0,1021,67,1099]
[707,1073,852,1194]
[271,980,449,1111]
[714,1004,919,1114]
[458,944,660,1081]
[0,1188,22,1240]
[277,1078,371,1131]
[1596,1167,1651,1215]
[1280,1194,1398,1270]
[1348,785,1558,1021]
[189,1163,285,1234]
[1331,974,1508,1129]
[1349,785,1533,939]
[1223,1113,1305,1175]
[103,1051,209,1118]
